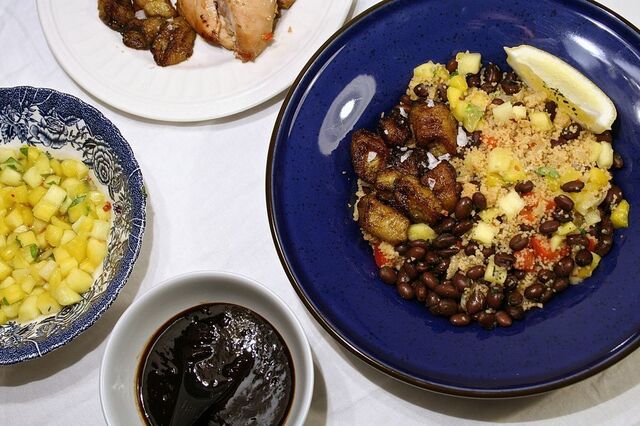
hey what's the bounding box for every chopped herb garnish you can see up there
[20,147,28,157]
[29,244,38,259]
[69,195,86,208]
[535,167,559,179]
[450,71,459,77]
[1,297,8,306]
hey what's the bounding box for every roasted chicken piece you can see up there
[378,114,411,146]
[358,195,409,245]
[122,17,163,50]
[394,175,443,225]
[151,17,197,66]
[409,103,458,156]
[98,0,135,32]
[133,0,178,18]
[177,0,279,62]
[422,160,460,213]
[351,129,389,184]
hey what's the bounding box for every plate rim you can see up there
[36,0,353,122]
[266,0,640,398]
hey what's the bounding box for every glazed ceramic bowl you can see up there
[0,87,146,364]
[100,271,313,425]
[268,0,640,397]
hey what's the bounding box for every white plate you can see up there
[100,271,313,425]
[37,0,352,122]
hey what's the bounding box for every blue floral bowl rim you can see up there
[266,0,640,398]
[0,86,147,365]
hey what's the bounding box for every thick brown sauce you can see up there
[136,303,294,426]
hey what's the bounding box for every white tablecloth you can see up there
[1,1,639,425]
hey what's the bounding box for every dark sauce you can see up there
[136,303,294,426]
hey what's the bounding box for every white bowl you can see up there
[100,271,313,425]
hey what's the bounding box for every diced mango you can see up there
[18,294,39,323]
[611,199,630,228]
[37,292,61,316]
[51,284,82,306]
[408,223,436,242]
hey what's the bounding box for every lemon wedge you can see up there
[505,45,617,133]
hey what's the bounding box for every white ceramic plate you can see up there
[37,0,352,122]
[100,271,313,425]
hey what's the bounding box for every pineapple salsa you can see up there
[0,146,112,325]
[351,46,629,329]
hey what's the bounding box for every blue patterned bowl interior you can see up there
[268,0,640,396]
[0,87,146,365]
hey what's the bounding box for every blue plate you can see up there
[268,0,640,397]
[0,87,146,364]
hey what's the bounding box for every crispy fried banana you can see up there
[351,129,389,184]
[358,195,409,245]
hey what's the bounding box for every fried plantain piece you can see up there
[388,148,427,177]
[98,0,135,32]
[422,160,460,213]
[278,0,296,8]
[358,195,409,245]
[409,103,458,155]
[133,0,178,18]
[378,115,411,146]
[394,175,443,224]
[122,17,164,50]
[151,17,196,67]
[375,169,402,193]
[351,129,389,184]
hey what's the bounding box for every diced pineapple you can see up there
[51,284,82,306]
[22,167,43,188]
[0,242,19,262]
[611,199,630,228]
[32,200,58,222]
[583,209,602,227]
[0,283,26,304]
[16,231,37,247]
[0,276,15,289]
[37,292,61,316]
[20,276,36,293]
[479,208,501,222]
[79,260,96,275]
[455,52,482,75]
[0,260,12,281]
[34,155,52,174]
[471,222,498,246]
[87,238,107,266]
[447,86,464,109]
[597,142,614,169]
[38,260,57,281]
[65,235,87,262]
[72,215,94,235]
[530,111,553,131]
[59,196,72,214]
[512,105,527,119]
[408,224,436,241]
[48,269,62,289]
[497,191,525,219]
[5,209,24,229]
[0,168,22,186]
[483,257,507,284]
[2,302,19,319]
[18,294,39,323]
[59,257,78,277]
[448,74,469,92]
[589,140,602,163]
[45,224,63,247]
[88,191,106,205]
[67,200,90,223]
[43,175,61,187]
[550,235,565,251]
[42,185,67,208]
[60,229,76,245]
[0,310,7,324]
[51,216,72,230]
[32,218,47,234]
[588,168,609,189]
[0,148,17,162]
[53,247,71,262]
[90,220,110,241]
[492,101,514,123]
[27,186,47,207]
[487,148,513,175]
[50,158,62,175]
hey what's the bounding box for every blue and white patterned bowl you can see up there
[0,86,146,365]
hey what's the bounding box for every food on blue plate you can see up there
[137,303,293,426]
[351,46,629,329]
[177,0,296,62]
[0,146,112,325]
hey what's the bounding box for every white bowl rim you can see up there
[99,270,314,426]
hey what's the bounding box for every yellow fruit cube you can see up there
[0,276,15,289]
[22,167,43,188]
[65,235,87,263]
[33,200,58,222]
[16,231,37,247]
[28,186,47,207]
[66,268,93,293]
[18,295,40,323]
[5,209,24,229]
[0,283,26,304]
[0,260,12,280]
[79,260,96,275]
[0,310,7,324]
[0,242,19,262]
[90,220,110,241]
[45,224,63,247]
[87,238,107,266]
[51,216,72,230]
[53,247,71,262]
[0,168,22,186]
[51,284,82,306]
[2,302,19,319]
[38,260,57,281]
[59,257,78,277]
[20,276,36,293]
[37,292,61,316]
[611,199,630,229]
[448,74,469,92]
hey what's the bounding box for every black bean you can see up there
[406,246,426,260]
[494,253,516,268]
[414,283,428,302]
[471,192,487,211]
[594,234,613,256]
[575,249,593,267]
[503,274,519,291]
[506,305,525,320]
[552,208,572,223]
[426,291,441,307]
[396,269,411,286]
[452,272,471,292]
[561,122,582,140]
[379,267,397,285]
[501,79,521,94]
[508,291,524,306]
[413,83,430,98]
[433,233,457,249]
[566,234,589,247]
[612,153,624,169]
[477,312,497,330]
[519,224,534,232]
[466,291,485,315]
[437,299,458,317]
[481,82,498,93]
[481,245,496,258]
[415,261,429,273]
[455,197,473,220]
[561,180,584,193]
[424,251,440,265]
[504,71,519,81]
[552,277,569,293]
[496,311,513,327]
[487,288,504,309]
[438,247,460,257]
[435,218,456,234]
[544,100,558,121]
[540,289,554,303]
[409,239,429,249]
[595,130,613,143]
[466,73,481,88]
[515,180,534,194]
[554,195,574,212]
[464,242,479,256]
[470,131,482,146]
[491,98,505,105]
[450,313,471,326]
[420,271,439,290]
[509,234,529,251]
[397,282,415,300]
[402,263,418,280]
[603,186,623,210]
[524,283,544,301]
[466,265,485,280]
[550,138,567,148]
[452,220,474,237]
[436,84,448,103]
[514,270,526,280]
[435,284,459,298]
[483,63,502,83]
[554,256,574,277]
[599,216,614,236]
[446,58,458,73]
[537,269,555,284]
[539,220,560,235]
[396,243,410,255]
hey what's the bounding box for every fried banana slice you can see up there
[394,175,443,224]
[378,114,411,146]
[422,160,460,213]
[409,103,458,155]
[122,17,163,50]
[151,17,196,66]
[375,169,402,193]
[98,0,135,32]
[278,0,296,8]
[358,195,409,245]
[351,129,389,184]
[134,0,178,18]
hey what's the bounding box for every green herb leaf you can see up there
[29,244,38,259]
[69,195,86,208]
[1,297,8,306]
[20,147,28,157]
[450,71,459,77]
